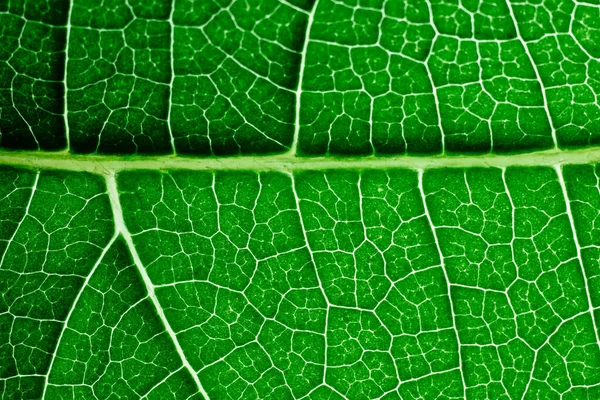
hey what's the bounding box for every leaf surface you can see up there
[2,0,600,154]
[2,1,600,400]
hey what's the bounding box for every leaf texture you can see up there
[2,0,600,155]
[2,1,600,399]
[2,166,600,399]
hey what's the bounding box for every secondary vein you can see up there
[105,172,210,400]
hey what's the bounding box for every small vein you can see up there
[505,0,558,149]
[556,165,600,348]
[417,169,467,397]
[0,170,39,267]
[105,171,209,400]
[41,233,119,399]
[289,0,319,156]
[167,0,177,155]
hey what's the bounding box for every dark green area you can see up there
[47,238,201,399]
[2,0,600,155]
[0,167,114,399]
[0,0,67,150]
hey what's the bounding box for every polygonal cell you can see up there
[0,0,68,150]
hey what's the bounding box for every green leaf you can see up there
[1,164,600,399]
[2,0,600,155]
[2,1,600,400]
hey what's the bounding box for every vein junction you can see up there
[3,0,600,156]
[3,164,600,399]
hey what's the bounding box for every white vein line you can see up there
[0,171,39,267]
[423,0,446,154]
[142,366,186,399]
[417,170,467,396]
[288,172,331,385]
[505,0,558,149]
[42,233,118,399]
[280,0,310,15]
[555,165,600,347]
[167,0,177,155]
[63,0,74,152]
[105,172,209,399]
[288,0,319,156]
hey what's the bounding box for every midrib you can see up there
[0,147,599,173]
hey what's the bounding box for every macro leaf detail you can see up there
[2,1,600,400]
[2,0,600,155]
[2,166,600,399]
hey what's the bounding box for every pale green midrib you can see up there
[1,147,599,172]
